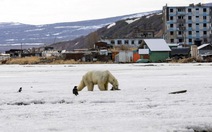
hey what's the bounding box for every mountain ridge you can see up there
[0,10,159,46]
[50,11,163,50]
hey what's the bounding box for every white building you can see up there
[0,53,10,61]
[100,38,143,47]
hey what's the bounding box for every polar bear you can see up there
[76,70,119,92]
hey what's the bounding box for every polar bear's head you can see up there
[111,79,119,90]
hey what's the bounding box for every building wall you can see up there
[163,4,212,45]
[150,52,170,62]
[115,51,133,63]
[101,39,142,46]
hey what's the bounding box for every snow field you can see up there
[0,63,212,132]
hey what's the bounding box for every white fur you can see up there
[77,70,119,91]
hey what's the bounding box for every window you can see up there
[203,8,207,12]
[189,39,192,43]
[188,8,191,12]
[138,40,142,44]
[170,16,173,20]
[131,40,134,44]
[189,31,192,35]
[179,39,183,42]
[179,23,184,27]
[178,31,182,35]
[111,40,115,44]
[196,23,199,26]
[196,16,199,18]
[188,24,192,27]
[203,38,208,43]
[170,9,173,12]
[196,8,199,11]
[124,40,128,44]
[170,24,173,28]
[203,16,207,20]
[196,31,199,33]
[170,31,174,35]
[117,40,122,44]
[170,39,174,43]
[178,16,184,19]
[188,16,192,20]
[203,23,207,27]
[204,31,207,35]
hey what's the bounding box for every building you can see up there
[198,44,212,60]
[100,38,143,47]
[100,30,155,47]
[163,3,212,45]
[0,53,10,61]
[138,39,171,62]
[5,49,23,58]
[115,51,133,63]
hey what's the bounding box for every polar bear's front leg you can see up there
[87,83,94,91]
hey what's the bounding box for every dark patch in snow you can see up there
[186,125,212,132]
[7,102,30,106]
[90,100,116,104]
[32,100,46,104]
[6,99,74,106]
[79,100,86,103]
[37,91,49,93]
[147,104,158,109]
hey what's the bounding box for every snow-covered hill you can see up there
[0,10,160,47]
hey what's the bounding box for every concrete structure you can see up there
[163,3,212,45]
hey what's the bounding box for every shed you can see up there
[115,51,133,63]
[5,49,23,58]
[139,39,171,62]
[0,53,10,61]
[170,47,190,59]
[198,44,212,61]
[198,44,212,56]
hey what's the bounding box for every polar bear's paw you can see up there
[110,87,120,91]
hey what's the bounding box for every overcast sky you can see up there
[0,0,210,25]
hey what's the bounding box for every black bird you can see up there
[18,87,22,93]
[73,86,78,96]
